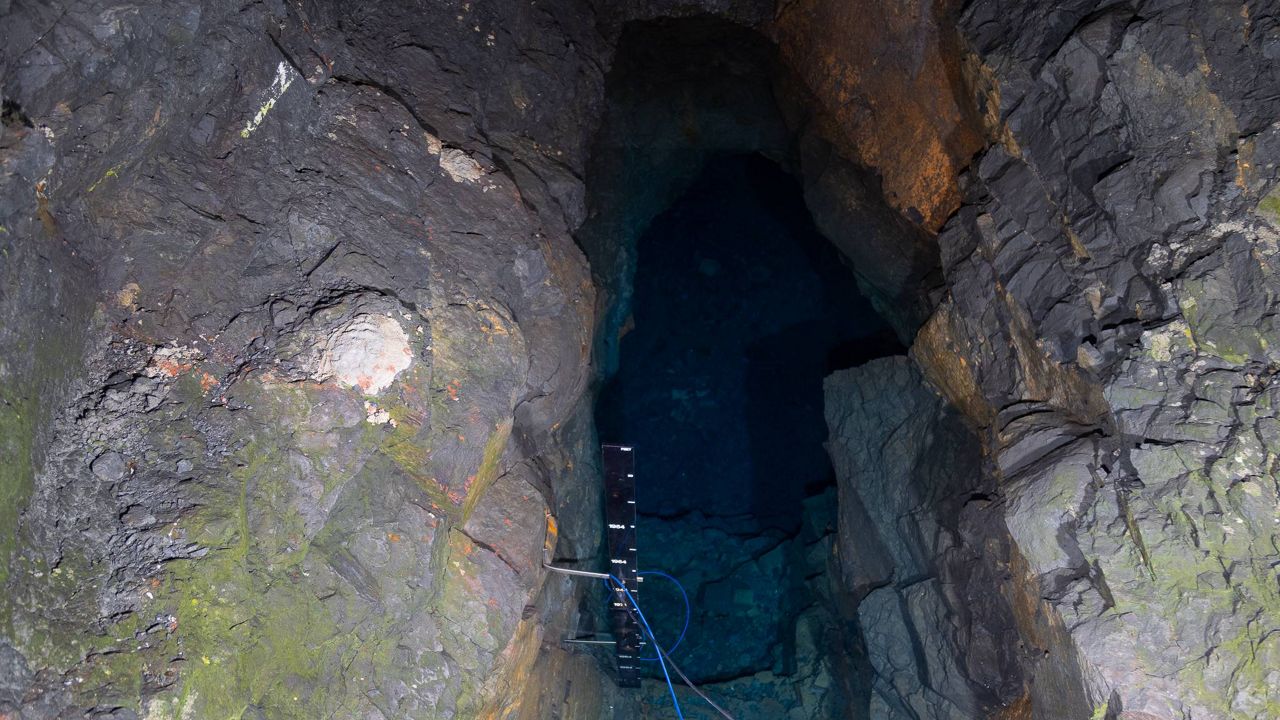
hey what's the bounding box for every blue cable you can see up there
[636,570,690,661]
[607,574,685,719]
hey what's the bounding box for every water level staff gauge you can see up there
[602,443,642,687]
[544,444,644,687]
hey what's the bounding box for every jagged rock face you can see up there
[1,1,599,717]
[3,0,1280,719]
[824,358,988,718]
[914,2,1280,718]
[822,357,1100,719]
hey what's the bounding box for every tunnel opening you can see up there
[592,152,903,693]
[595,153,904,533]
[570,14,1003,720]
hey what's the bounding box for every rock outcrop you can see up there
[915,3,1280,717]
[2,1,598,717]
[825,358,988,719]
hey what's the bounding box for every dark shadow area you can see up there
[595,154,902,532]
[574,16,1025,718]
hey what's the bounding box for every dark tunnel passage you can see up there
[589,154,903,691]
[572,15,996,718]
[595,154,903,531]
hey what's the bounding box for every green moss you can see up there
[86,165,121,193]
[0,392,35,585]
[171,555,346,720]
[157,381,430,719]
[461,421,511,523]
[167,435,347,719]
[1177,266,1273,365]
[0,316,91,586]
[1136,467,1280,717]
[1258,188,1280,225]
[432,530,508,715]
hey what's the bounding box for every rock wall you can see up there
[1,1,603,717]
[774,0,985,230]
[825,358,988,719]
[916,1,1280,717]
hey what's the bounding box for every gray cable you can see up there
[543,563,612,580]
[656,643,738,720]
[617,598,738,720]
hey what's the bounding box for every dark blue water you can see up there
[596,154,901,532]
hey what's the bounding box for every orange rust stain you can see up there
[990,692,1033,720]
[198,372,218,393]
[153,358,194,377]
[388,532,402,543]
[913,301,995,428]
[774,0,985,230]
[35,180,58,235]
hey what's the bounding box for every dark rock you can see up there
[0,640,32,710]
[90,452,127,482]
[824,357,997,718]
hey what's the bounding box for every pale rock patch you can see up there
[317,314,413,395]
[439,147,486,183]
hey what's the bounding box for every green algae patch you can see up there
[0,392,36,585]
[432,529,524,715]
[1119,465,1280,718]
[170,556,347,720]
[1178,282,1256,365]
[3,550,105,670]
[1258,187,1280,226]
[161,382,346,718]
[157,375,451,719]
[0,295,87,585]
[167,439,353,719]
[87,164,122,193]
[461,420,512,524]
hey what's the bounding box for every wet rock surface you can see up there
[2,1,596,717]
[618,494,851,720]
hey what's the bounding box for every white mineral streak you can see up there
[240,61,297,139]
